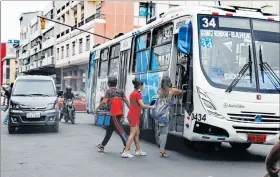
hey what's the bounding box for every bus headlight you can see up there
[197,87,224,119]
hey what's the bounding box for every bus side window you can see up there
[132,32,151,73]
[108,44,120,77]
[99,48,109,78]
[150,23,173,71]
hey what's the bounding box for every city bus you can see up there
[86,5,280,151]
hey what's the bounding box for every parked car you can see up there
[8,75,61,134]
[58,90,86,112]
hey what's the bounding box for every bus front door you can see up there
[169,52,189,134]
[91,60,99,110]
[118,50,129,90]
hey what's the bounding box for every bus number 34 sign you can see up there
[191,113,206,121]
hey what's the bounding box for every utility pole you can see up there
[38,15,112,40]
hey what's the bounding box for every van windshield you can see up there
[13,80,56,96]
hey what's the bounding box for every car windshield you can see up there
[253,19,280,93]
[198,15,256,92]
[13,80,56,96]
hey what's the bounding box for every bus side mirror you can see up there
[177,22,192,55]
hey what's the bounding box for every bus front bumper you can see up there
[187,116,279,145]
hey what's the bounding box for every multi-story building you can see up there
[17,1,279,91]
[1,42,6,85]
[55,1,146,92]
[1,40,20,85]
[18,2,61,89]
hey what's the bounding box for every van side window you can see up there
[99,48,109,78]
[150,24,173,71]
[132,32,151,73]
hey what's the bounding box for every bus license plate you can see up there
[26,112,41,118]
[247,134,267,143]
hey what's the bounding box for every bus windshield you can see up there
[198,15,257,92]
[252,19,280,93]
[197,15,280,93]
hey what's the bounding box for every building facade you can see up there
[1,43,6,85]
[18,2,61,89]
[17,0,279,91]
[55,1,145,92]
[1,40,20,85]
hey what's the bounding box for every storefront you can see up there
[61,64,88,93]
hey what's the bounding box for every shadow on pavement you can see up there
[140,129,266,163]
[12,126,58,134]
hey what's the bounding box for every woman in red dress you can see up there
[121,79,155,158]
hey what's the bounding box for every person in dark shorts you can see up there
[94,77,130,153]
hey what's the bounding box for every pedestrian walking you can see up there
[155,76,183,157]
[94,77,130,153]
[121,79,155,158]
[2,85,8,106]
[2,83,14,124]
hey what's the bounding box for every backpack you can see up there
[108,88,123,117]
[151,90,174,125]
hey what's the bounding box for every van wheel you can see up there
[52,124,59,132]
[230,143,251,151]
[8,125,16,134]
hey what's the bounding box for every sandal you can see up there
[159,151,169,158]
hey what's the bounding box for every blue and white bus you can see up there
[86,5,280,150]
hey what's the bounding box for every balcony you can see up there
[20,38,29,47]
[30,45,41,56]
[26,64,31,71]
[69,49,90,65]
[42,37,55,50]
[30,61,39,70]
[78,20,84,27]
[70,1,79,9]
[42,56,55,67]
[85,13,106,23]
[55,59,69,68]
[30,30,42,42]
[21,52,29,60]
[71,14,106,32]
[37,60,43,68]
[20,66,26,73]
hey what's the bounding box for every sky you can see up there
[1,1,51,43]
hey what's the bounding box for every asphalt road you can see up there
[0,112,273,177]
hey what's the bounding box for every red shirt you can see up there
[127,90,142,120]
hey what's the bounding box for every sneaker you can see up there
[121,151,134,158]
[3,120,8,125]
[96,144,104,152]
[120,147,130,154]
[135,149,147,156]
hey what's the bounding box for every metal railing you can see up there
[85,13,106,23]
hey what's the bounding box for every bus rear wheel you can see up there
[230,142,251,151]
